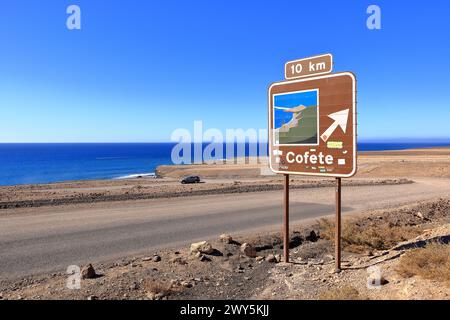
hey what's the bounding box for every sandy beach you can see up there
[156,147,450,179]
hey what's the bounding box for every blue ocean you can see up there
[0,142,449,186]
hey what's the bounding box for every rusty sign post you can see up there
[335,177,342,271]
[268,54,357,268]
[283,174,290,263]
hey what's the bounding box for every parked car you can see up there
[181,176,201,184]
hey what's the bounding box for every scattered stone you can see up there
[235,264,245,273]
[416,212,425,220]
[255,256,264,262]
[122,259,132,266]
[240,243,257,258]
[196,253,211,262]
[152,255,161,262]
[368,275,389,286]
[146,292,165,300]
[276,262,291,268]
[307,258,324,266]
[290,234,302,248]
[201,255,211,262]
[170,279,180,286]
[190,241,214,254]
[81,264,97,279]
[130,282,139,290]
[181,281,192,288]
[304,230,319,242]
[219,234,233,244]
[170,257,188,265]
[87,295,98,300]
[142,257,152,262]
[328,269,338,274]
[266,254,280,263]
[294,257,308,265]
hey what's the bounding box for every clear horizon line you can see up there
[1,138,450,144]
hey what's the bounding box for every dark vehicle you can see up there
[181,176,201,184]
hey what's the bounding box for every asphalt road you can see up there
[1,178,450,279]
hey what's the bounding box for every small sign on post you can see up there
[269,54,357,270]
[285,53,333,80]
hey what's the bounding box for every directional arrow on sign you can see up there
[320,109,349,142]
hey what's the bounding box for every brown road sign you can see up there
[268,72,357,178]
[285,54,333,80]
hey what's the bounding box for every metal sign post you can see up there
[283,174,290,263]
[335,177,342,272]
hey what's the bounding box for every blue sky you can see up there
[1,0,449,142]
[274,91,318,109]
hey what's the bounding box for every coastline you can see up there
[1,143,450,187]
[1,147,450,210]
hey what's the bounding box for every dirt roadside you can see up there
[0,177,412,210]
[1,196,449,300]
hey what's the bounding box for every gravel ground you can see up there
[1,197,449,300]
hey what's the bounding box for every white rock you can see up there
[219,234,233,243]
[190,241,214,254]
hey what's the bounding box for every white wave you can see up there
[114,172,156,179]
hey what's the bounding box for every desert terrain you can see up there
[0,148,449,300]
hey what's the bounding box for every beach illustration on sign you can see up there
[273,89,318,145]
